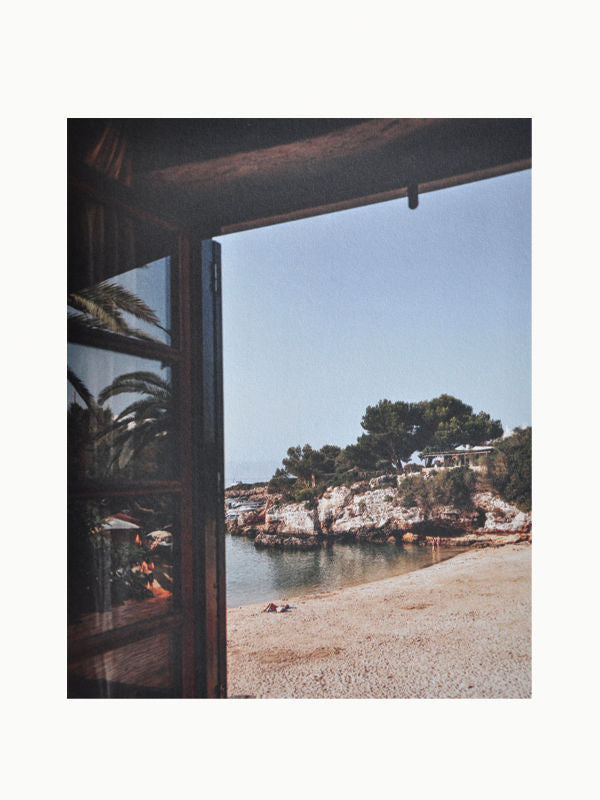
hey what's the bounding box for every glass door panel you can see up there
[68,188,184,698]
[68,346,175,483]
[68,172,226,697]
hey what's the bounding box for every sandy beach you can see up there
[227,544,531,698]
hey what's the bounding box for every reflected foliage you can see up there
[97,371,172,474]
[68,278,174,481]
[68,280,167,342]
[68,496,175,623]
[68,368,173,481]
[68,401,115,481]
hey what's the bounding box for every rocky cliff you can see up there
[225,478,531,550]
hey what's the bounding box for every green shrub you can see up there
[398,467,476,510]
[294,486,319,509]
[486,427,531,511]
[398,475,428,509]
[439,466,476,507]
[268,468,296,500]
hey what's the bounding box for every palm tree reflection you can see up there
[98,371,171,473]
[68,280,168,342]
[68,280,175,619]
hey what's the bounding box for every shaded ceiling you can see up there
[68,118,531,236]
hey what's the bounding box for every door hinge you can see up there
[212,259,219,295]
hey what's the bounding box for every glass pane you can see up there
[68,495,178,636]
[67,346,175,482]
[68,629,179,698]
[67,256,172,346]
[68,191,175,339]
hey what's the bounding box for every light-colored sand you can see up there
[227,544,531,698]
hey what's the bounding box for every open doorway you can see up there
[219,170,531,698]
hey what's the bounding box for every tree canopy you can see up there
[485,426,531,511]
[355,394,502,472]
[270,394,504,493]
[420,394,503,451]
[360,399,425,471]
[281,443,341,487]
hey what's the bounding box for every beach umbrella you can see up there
[101,516,141,531]
[146,530,172,540]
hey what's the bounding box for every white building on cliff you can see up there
[420,444,494,470]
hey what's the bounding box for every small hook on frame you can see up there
[407,183,419,210]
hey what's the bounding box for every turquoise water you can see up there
[225,535,467,607]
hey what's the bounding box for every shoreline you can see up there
[225,536,471,609]
[226,540,470,609]
[227,543,531,698]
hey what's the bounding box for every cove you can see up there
[226,535,468,608]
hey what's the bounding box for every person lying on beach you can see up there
[262,602,293,613]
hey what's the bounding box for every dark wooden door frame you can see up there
[67,175,226,698]
[189,237,226,698]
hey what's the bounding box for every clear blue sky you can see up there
[217,169,531,484]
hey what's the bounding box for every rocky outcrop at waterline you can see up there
[225,480,531,550]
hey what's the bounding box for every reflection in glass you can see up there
[68,193,180,698]
[68,630,179,698]
[68,495,178,635]
[67,256,172,345]
[67,346,174,482]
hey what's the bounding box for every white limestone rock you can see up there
[472,491,531,532]
[266,504,317,535]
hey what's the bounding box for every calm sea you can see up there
[225,535,467,607]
